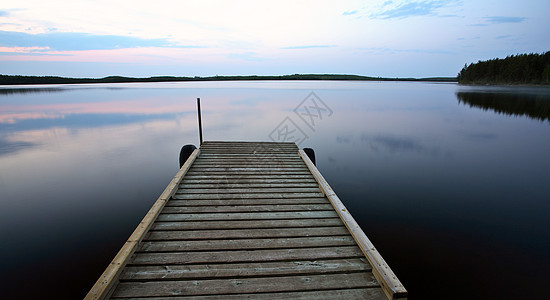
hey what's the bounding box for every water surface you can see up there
[1,81,549,299]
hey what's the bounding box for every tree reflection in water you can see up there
[456,90,550,123]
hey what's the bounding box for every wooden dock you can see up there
[86,141,407,299]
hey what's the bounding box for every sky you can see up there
[0,0,548,78]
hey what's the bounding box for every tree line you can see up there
[0,74,456,85]
[458,51,550,85]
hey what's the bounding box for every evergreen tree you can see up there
[458,51,550,85]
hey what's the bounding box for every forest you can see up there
[458,51,550,85]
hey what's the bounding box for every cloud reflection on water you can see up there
[360,133,445,158]
[0,113,181,132]
[0,137,38,156]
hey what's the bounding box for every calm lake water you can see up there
[1,81,549,299]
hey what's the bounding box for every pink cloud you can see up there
[0,46,51,53]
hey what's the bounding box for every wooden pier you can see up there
[86,141,407,299]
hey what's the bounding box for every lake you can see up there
[1,81,549,299]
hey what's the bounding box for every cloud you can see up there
[371,0,448,19]
[470,16,526,27]
[361,46,453,55]
[495,35,512,39]
[485,16,526,24]
[0,30,202,51]
[281,45,335,50]
[0,46,50,54]
[0,10,9,17]
[343,10,358,16]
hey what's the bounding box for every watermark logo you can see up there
[214,91,332,200]
[268,117,308,145]
[294,92,333,131]
[215,174,243,201]
[269,91,332,146]
[250,143,281,165]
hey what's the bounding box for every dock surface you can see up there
[87,141,406,299]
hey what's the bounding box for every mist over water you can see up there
[1,81,549,299]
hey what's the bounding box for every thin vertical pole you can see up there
[197,98,203,145]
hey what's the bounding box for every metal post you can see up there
[197,98,203,145]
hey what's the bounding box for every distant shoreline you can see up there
[0,74,457,85]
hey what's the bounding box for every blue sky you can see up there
[0,0,548,78]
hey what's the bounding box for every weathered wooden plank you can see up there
[110,288,385,300]
[163,203,332,214]
[162,204,333,213]
[200,147,299,152]
[200,149,298,151]
[199,143,297,148]
[199,149,299,153]
[176,187,321,195]
[193,159,302,163]
[185,172,313,177]
[299,149,407,300]
[188,166,306,171]
[197,151,299,154]
[193,159,303,162]
[196,157,299,162]
[145,226,349,241]
[181,179,318,186]
[172,192,325,200]
[191,164,305,168]
[191,165,307,170]
[156,211,339,222]
[111,272,378,298]
[192,161,304,165]
[188,167,309,173]
[201,141,296,144]
[190,165,306,169]
[130,246,364,265]
[199,151,299,154]
[179,183,318,189]
[192,158,303,162]
[200,147,298,150]
[151,218,344,230]
[199,153,299,157]
[198,153,298,156]
[85,148,201,300]
[184,173,315,182]
[139,236,356,252]
[166,198,329,207]
[120,258,370,281]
